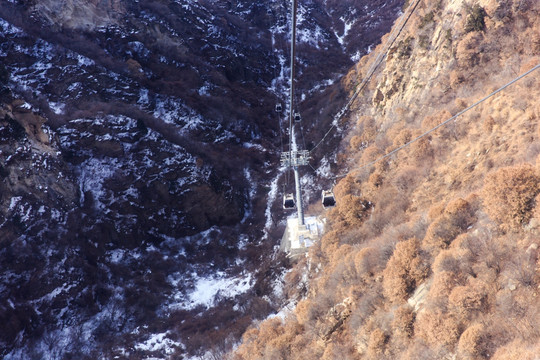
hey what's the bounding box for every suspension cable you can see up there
[333,63,540,179]
[270,6,285,155]
[309,0,422,153]
[289,0,298,155]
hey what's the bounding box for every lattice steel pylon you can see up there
[279,0,310,226]
[280,150,310,167]
[281,148,310,226]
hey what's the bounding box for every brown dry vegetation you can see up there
[234,0,540,358]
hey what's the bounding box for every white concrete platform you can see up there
[280,216,325,259]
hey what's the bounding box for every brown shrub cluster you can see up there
[392,305,415,339]
[366,328,389,358]
[354,247,383,278]
[421,109,458,141]
[482,164,540,230]
[416,307,462,347]
[410,136,434,163]
[363,184,409,235]
[424,198,477,249]
[392,165,422,193]
[457,323,488,359]
[382,237,429,303]
[456,32,484,68]
[448,284,488,317]
[331,194,373,229]
[234,318,305,360]
[491,339,540,360]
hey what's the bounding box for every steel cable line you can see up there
[288,0,298,155]
[309,0,422,153]
[269,5,285,155]
[332,63,540,179]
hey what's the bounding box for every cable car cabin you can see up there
[321,190,336,209]
[283,193,295,209]
[275,103,282,112]
[294,112,301,122]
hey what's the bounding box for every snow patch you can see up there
[134,331,184,355]
[49,101,65,115]
[169,271,253,311]
[187,273,252,309]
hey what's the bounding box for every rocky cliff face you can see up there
[34,0,126,30]
[0,95,78,241]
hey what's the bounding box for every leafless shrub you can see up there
[392,304,415,339]
[424,198,477,249]
[457,323,488,358]
[364,185,409,236]
[448,284,488,317]
[491,339,540,360]
[354,247,383,278]
[392,165,421,193]
[482,115,495,132]
[456,32,484,67]
[367,328,389,358]
[410,136,434,163]
[382,237,429,303]
[428,270,464,308]
[482,164,540,230]
[416,306,462,347]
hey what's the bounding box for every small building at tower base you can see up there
[280,216,325,260]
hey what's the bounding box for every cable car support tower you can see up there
[280,0,309,227]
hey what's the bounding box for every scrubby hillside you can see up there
[234,0,540,358]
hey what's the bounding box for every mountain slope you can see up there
[234,0,540,358]
[0,0,406,358]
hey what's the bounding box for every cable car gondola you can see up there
[283,193,295,209]
[294,112,301,122]
[322,190,336,209]
[276,103,283,112]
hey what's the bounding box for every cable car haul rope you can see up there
[276,0,538,217]
[333,63,540,179]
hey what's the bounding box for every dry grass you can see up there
[233,0,540,358]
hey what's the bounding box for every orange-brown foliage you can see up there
[457,323,488,359]
[427,203,445,221]
[363,184,409,235]
[482,164,540,230]
[410,136,434,163]
[354,247,383,278]
[349,135,364,150]
[432,247,472,275]
[366,328,389,359]
[456,32,484,68]
[361,144,383,164]
[416,307,462,347]
[392,305,415,339]
[382,237,429,303]
[421,110,452,132]
[356,116,378,143]
[332,194,372,228]
[482,115,495,132]
[392,128,413,147]
[367,170,384,191]
[491,339,540,360]
[448,284,488,317]
[424,198,476,249]
[428,270,463,305]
